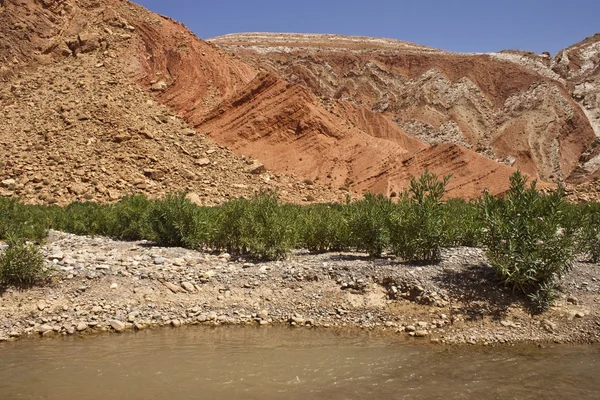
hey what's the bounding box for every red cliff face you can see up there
[2,2,596,203]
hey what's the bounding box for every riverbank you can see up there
[0,230,598,345]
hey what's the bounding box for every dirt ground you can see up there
[1,231,598,346]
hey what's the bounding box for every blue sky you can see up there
[134,0,599,54]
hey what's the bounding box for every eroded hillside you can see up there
[0,0,344,205]
[211,33,599,184]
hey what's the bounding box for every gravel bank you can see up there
[1,231,598,345]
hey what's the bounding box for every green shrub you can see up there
[55,202,114,237]
[298,204,351,253]
[148,193,204,248]
[442,198,482,247]
[0,239,48,288]
[0,198,50,242]
[110,194,154,241]
[575,203,600,262]
[389,171,450,263]
[480,172,576,311]
[349,193,393,257]
[213,192,295,260]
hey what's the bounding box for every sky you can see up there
[133,0,599,55]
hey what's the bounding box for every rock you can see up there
[171,319,182,328]
[575,312,585,318]
[162,281,184,294]
[68,183,87,196]
[542,319,557,333]
[127,312,139,323]
[246,161,266,175]
[154,257,166,265]
[150,81,168,91]
[414,330,428,338]
[37,301,48,311]
[197,314,208,322]
[76,322,88,332]
[185,192,203,206]
[143,169,166,180]
[8,331,20,338]
[405,325,416,332]
[91,306,103,313]
[258,309,269,320]
[47,252,64,261]
[38,324,53,333]
[195,158,211,166]
[567,296,579,305]
[110,282,118,289]
[181,282,195,292]
[110,320,126,333]
[1,178,16,187]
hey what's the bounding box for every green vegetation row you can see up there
[1,171,599,311]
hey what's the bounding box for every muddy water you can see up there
[0,327,598,400]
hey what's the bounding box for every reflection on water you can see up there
[0,326,598,399]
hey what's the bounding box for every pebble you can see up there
[110,320,126,332]
[76,322,88,332]
[181,282,195,292]
[37,301,47,311]
[153,257,166,265]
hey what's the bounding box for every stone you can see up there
[171,319,182,328]
[38,324,53,333]
[110,320,126,333]
[110,282,118,289]
[414,330,428,338]
[246,161,266,175]
[91,306,103,313]
[567,296,579,305]
[197,314,208,322]
[153,257,166,265]
[405,325,416,332]
[37,301,48,311]
[181,282,195,292]
[163,281,184,294]
[76,322,88,332]
[185,192,203,205]
[8,331,20,338]
[258,309,269,320]
[195,158,211,166]
[542,320,557,333]
[1,179,16,187]
[127,312,139,323]
[150,81,168,91]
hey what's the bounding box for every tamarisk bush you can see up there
[480,172,576,311]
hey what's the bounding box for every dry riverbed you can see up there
[1,231,599,345]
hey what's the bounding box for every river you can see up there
[0,326,598,399]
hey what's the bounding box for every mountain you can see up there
[0,0,345,205]
[2,1,598,203]
[210,33,599,185]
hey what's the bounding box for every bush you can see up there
[298,204,351,253]
[442,198,482,247]
[212,192,295,260]
[574,203,600,262]
[110,194,154,241]
[148,193,205,248]
[389,171,450,263]
[480,172,576,311]
[0,198,50,242]
[0,239,48,288]
[348,193,393,257]
[56,202,114,237]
